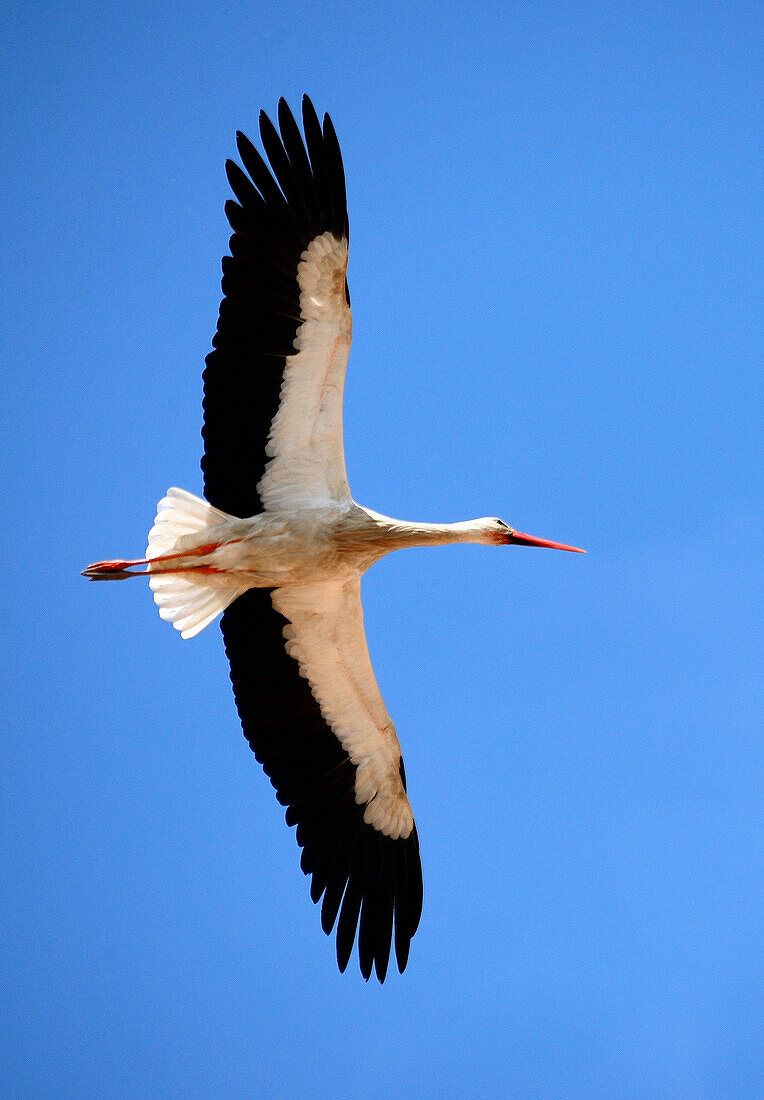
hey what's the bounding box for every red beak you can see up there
[509,530,586,553]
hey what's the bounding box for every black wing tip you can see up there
[229,96,347,240]
[258,108,278,141]
[321,109,337,138]
[234,130,256,160]
[277,97,297,132]
[225,157,243,180]
[306,826,421,983]
[301,94,320,123]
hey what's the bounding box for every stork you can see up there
[84,97,584,981]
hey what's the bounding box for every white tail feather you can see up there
[146,488,247,639]
[146,487,231,559]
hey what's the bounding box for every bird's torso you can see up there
[150,500,388,590]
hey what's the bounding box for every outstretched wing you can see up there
[220,582,423,981]
[202,95,351,518]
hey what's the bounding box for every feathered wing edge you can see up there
[201,96,349,518]
[220,588,423,981]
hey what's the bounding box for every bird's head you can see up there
[478,517,585,553]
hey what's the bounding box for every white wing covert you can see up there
[272,580,414,841]
[257,232,352,510]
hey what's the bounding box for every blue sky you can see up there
[2,1,761,1096]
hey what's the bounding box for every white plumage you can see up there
[259,232,352,508]
[84,97,583,981]
[146,489,247,639]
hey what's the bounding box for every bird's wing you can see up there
[220,580,423,981]
[202,96,352,518]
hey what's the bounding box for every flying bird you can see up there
[84,97,584,982]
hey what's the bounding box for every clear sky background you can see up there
[2,2,761,1096]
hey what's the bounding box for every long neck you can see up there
[361,509,490,552]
